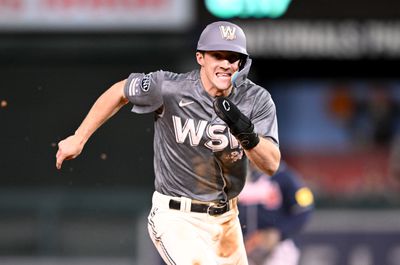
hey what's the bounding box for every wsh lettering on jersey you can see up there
[172,115,239,152]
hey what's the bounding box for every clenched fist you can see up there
[56,134,85,169]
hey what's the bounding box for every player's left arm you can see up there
[213,96,280,176]
[244,137,280,176]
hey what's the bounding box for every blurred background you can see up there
[1,0,400,264]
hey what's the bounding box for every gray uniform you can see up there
[124,69,279,203]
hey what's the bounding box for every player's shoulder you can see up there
[241,79,272,100]
[160,69,199,83]
[151,70,199,97]
[236,79,273,110]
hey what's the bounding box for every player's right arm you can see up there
[56,80,129,169]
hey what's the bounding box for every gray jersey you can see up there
[124,70,279,202]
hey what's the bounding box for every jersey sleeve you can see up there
[251,90,279,145]
[123,70,164,114]
[274,167,314,212]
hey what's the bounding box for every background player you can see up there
[238,161,314,265]
[55,21,281,265]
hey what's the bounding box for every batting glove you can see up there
[213,97,260,150]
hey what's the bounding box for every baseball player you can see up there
[238,161,314,265]
[56,21,281,265]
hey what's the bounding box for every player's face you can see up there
[197,51,241,97]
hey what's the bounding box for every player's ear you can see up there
[196,51,205,66]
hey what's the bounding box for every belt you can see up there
[169,199,230,216]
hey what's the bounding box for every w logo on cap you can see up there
[219,25,236,40]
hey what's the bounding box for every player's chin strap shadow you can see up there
[231,57,252,88]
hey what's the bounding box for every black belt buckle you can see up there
[207,202,229,216]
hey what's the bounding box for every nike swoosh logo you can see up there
[179,99,195,107]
